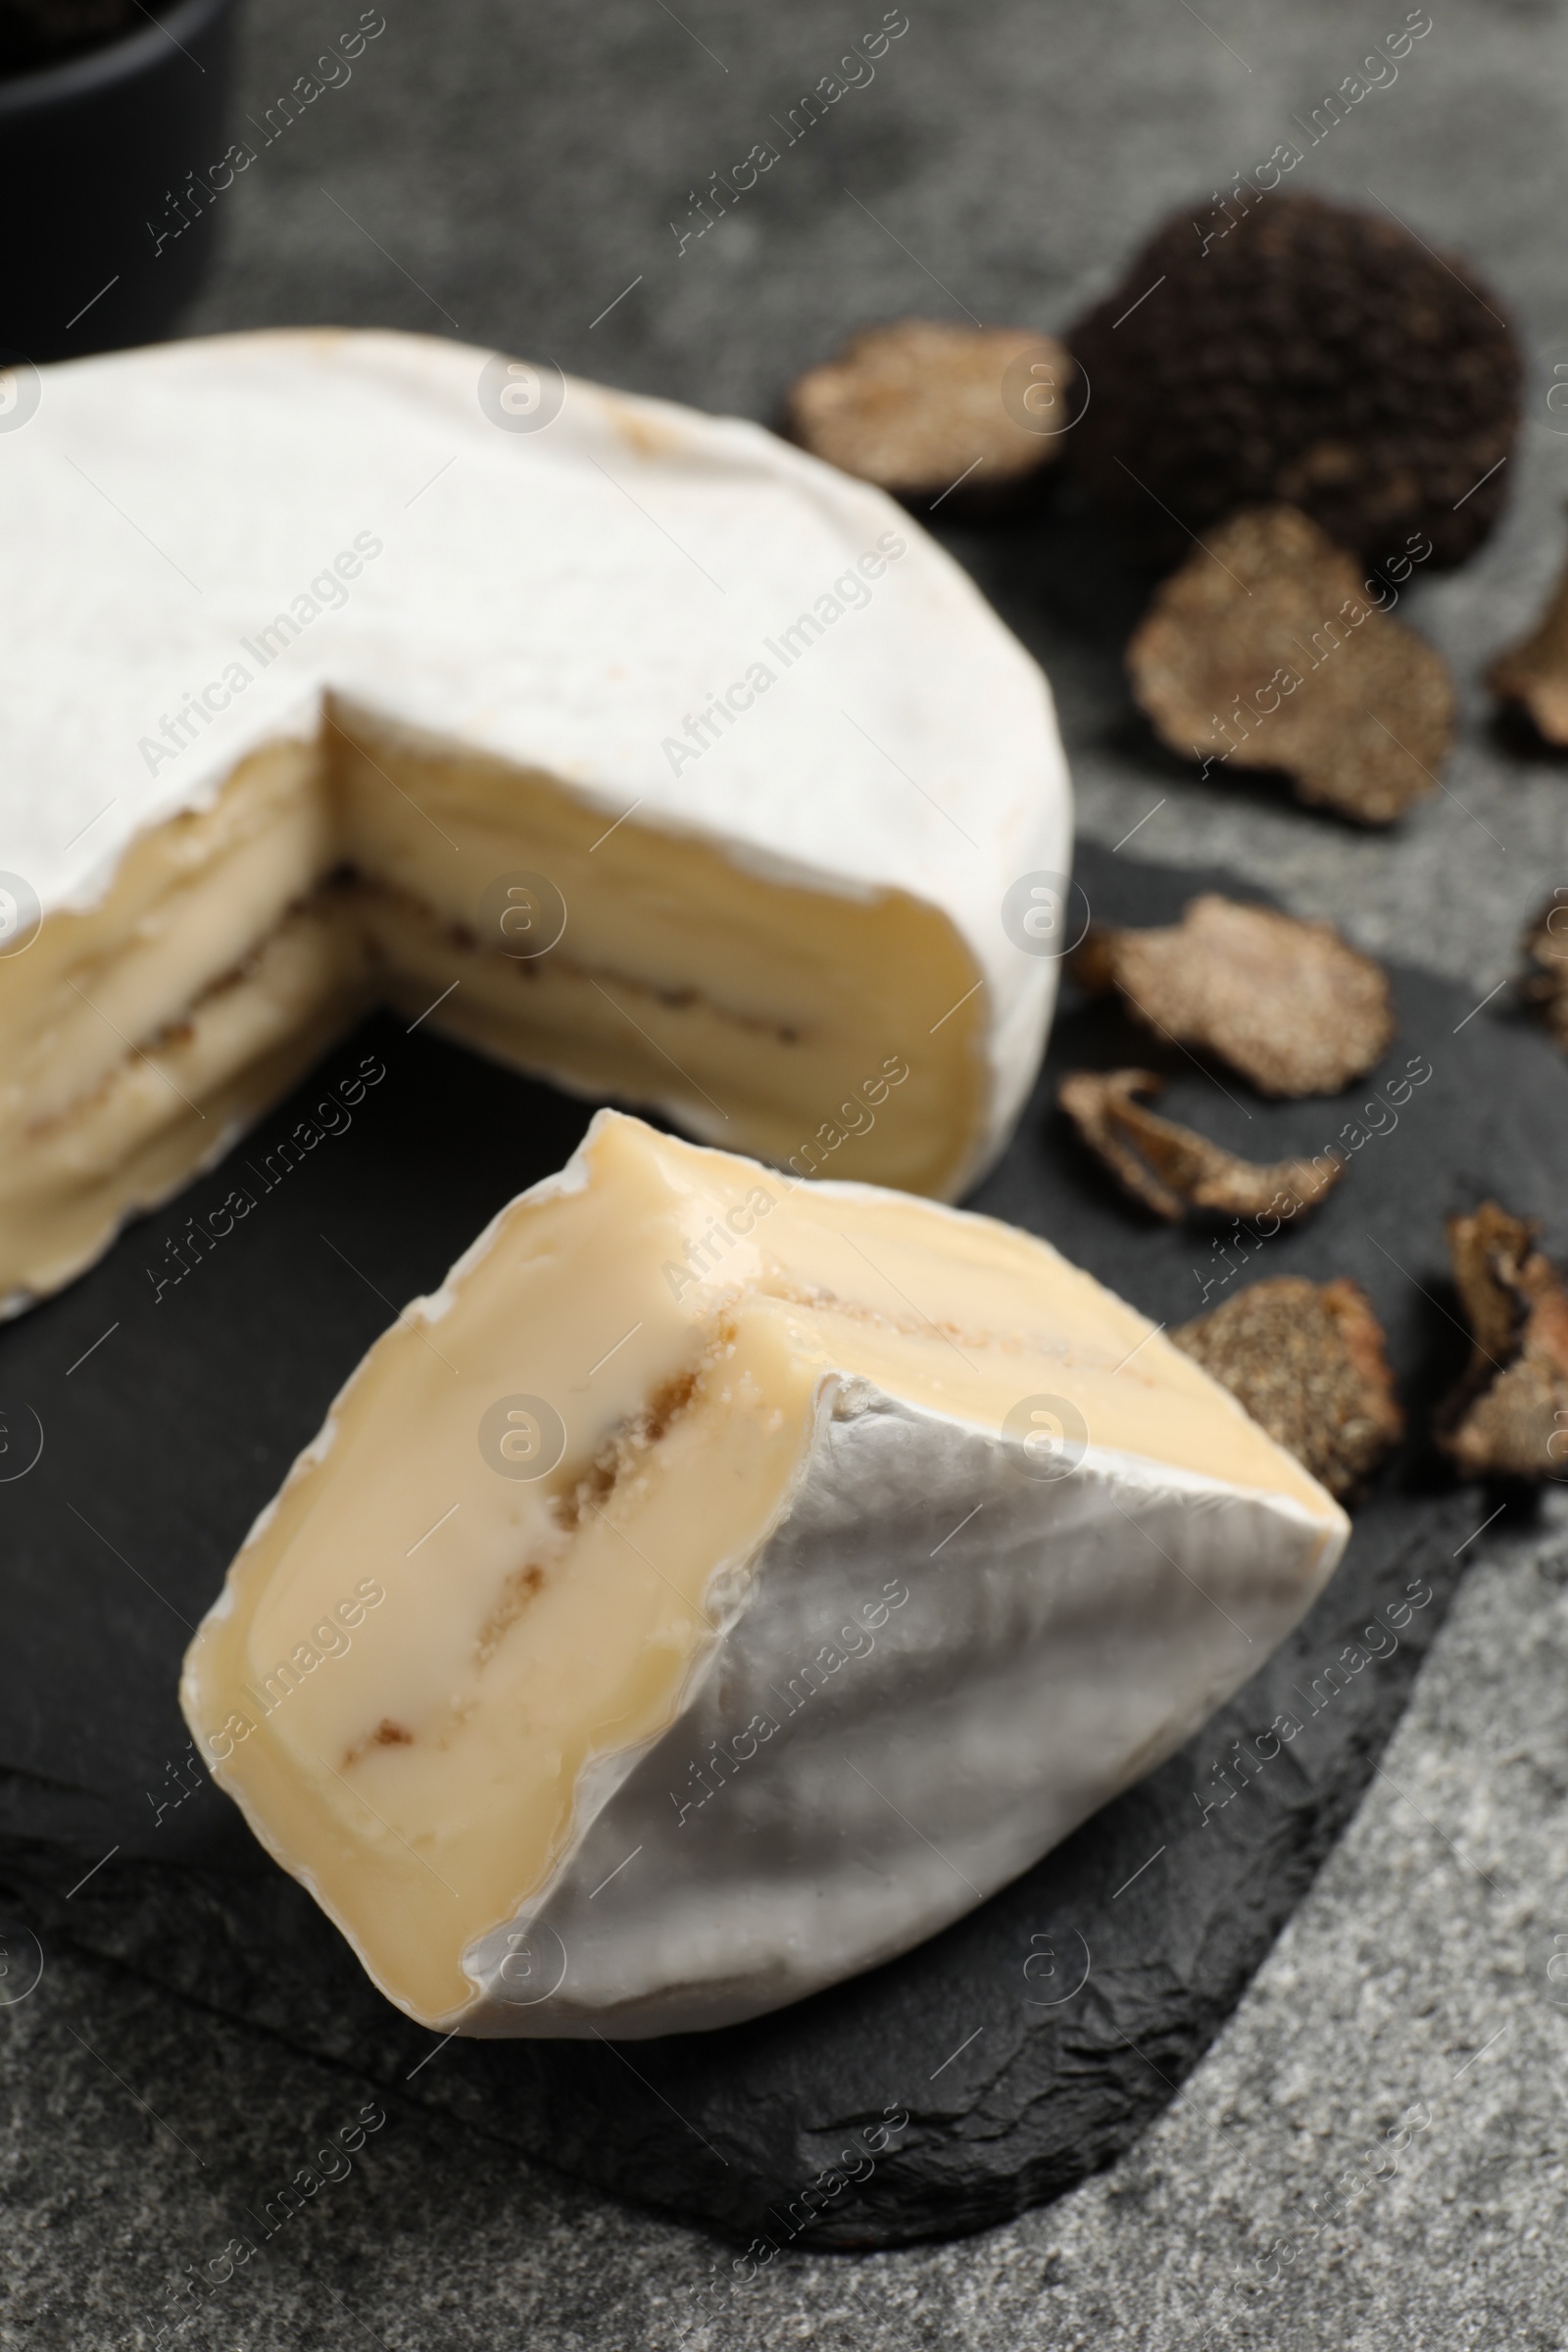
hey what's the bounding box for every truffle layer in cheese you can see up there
[0,329,1071,1312]
[180,1112,1347,2037]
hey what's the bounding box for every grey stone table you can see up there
[6,1,1568,2343]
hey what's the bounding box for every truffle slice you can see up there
[1067,190,1520,568]
[1489,552,1568,744]
[1058,1068,1343,1223]
[1439,1201,1568,1481]
[783,319,1073,508]
[1173,1277,1402,1500]
[1520,893,1568,1051]
[1126,505,1456,824]
[1071,894,1395,1097]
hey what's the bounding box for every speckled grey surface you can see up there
[6,0,1568,2343]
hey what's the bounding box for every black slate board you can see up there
[2,842,1558,2252]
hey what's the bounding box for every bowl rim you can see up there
[0,0,235,118]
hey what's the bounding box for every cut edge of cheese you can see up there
[179,1110,1347,2034]
[0,706,1001,1314]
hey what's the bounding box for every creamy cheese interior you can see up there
[180,1111,1339,2029]
[0,708,987,1310]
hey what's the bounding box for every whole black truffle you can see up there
[1067,191,1520,569]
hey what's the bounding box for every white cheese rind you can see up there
[2,329,1072,1191]
[458,1384,1344,2038]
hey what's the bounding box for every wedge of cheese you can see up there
[180,1112,1347,2038]
[0,329,1070,1315]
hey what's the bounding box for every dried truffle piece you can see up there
[783,319,1073,509]
[1438,1201,1568,1481]
[1520,892,1568,1051]
[1173,1277,1402,1501]
[1067,190,1520,569]
[1057,1068,1343,1223]
[1489,551,1568,744]
[1126,505,1456,825]
[1071,894,1395,1097]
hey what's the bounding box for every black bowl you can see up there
[0,0,238,363]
